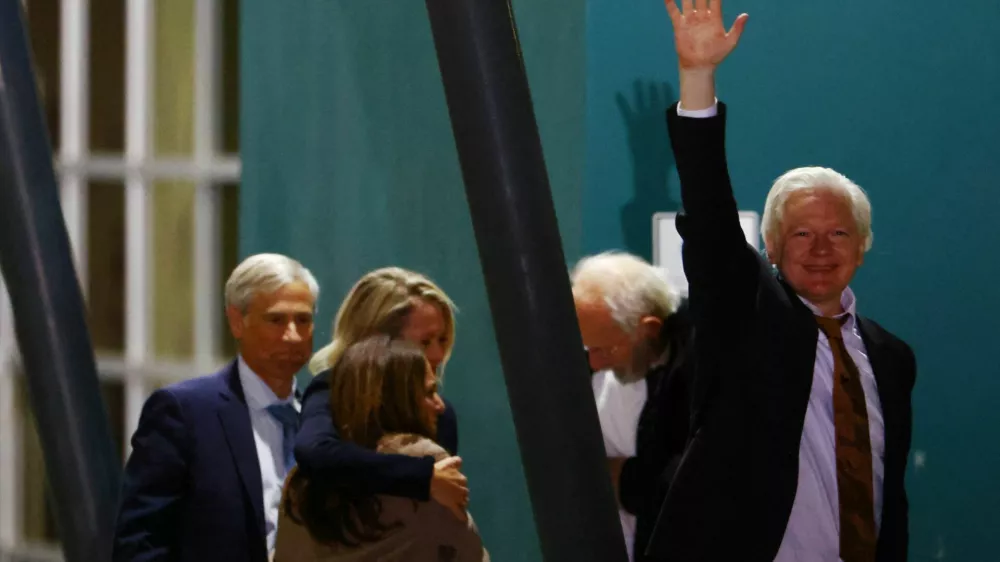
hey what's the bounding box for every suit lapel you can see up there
[217,361,266,538]
[857,317,900,459]
[779,279,822,407]
[858,318,891,404]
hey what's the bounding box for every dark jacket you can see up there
[646,103,916,562]
[294,370,459,500]
[619,300,695,561]
[114,361,270,562]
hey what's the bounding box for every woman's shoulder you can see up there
[377,433,449,461]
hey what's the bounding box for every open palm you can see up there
[665,0,748,70]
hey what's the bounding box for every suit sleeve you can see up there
[667,103,761,424]
[886,342,916,560]
[617,365,692,517]
[666,102,759,306]
[293,373,435,500]
[112,389,190,562]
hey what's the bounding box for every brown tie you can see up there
[815,316,877,562]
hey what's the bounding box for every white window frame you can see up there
[0,0,239,557]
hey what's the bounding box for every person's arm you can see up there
[295,372,433,497]
[112,389,190,562]
[294,373,469,517]
[664,0,755,299]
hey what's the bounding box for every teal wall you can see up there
[586,0,1000,559]
[243,0,999,558]
[240,2,585,560]
[585,0,679,259]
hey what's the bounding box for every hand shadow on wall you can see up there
[616,80,680,261]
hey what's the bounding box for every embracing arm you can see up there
[294,373,470,520]
[294,372,435,499]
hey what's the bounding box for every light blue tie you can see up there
[265,403,300,472]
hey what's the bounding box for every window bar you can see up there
[124,0,154,458]
[59,0,90,292]
[193,0,223,371]
[56,155,241,182]
[0,281,20,549]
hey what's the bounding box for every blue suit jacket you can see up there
[113,361,268,562]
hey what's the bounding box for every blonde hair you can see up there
[308,267,457,375]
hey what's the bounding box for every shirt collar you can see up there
[798,286,858,329]
[237,355,298,412]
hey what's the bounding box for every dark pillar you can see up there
[423,1,627,560]
[0,2,121,561]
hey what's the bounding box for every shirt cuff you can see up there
[676,99,719,118]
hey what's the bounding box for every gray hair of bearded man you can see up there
[570,251,680,332]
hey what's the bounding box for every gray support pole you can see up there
[423,1,627,560]
[0,2,121,560]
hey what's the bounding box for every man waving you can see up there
[648,2,916,561]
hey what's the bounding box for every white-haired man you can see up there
[114,254,319,562]
[648,2,916,562]
[571,251,694,562]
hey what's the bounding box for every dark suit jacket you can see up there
[647,103,916,562]
[113,361,269,562]
[618,301,694,561]
[293,369,459,500]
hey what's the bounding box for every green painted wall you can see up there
[240,2,585,560]
[244,0,999,558]
[586,0,1000,559]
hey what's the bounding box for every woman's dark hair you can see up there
[284,334,435,547]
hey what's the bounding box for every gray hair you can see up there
[224,253,320,312]
[761,166,873,252]
[570,251,680,332]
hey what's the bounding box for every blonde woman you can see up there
[295,267,469,521]
[275,335,488,561]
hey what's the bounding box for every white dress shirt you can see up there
[237,356,299,554]
[774,289,884,561]
[592,369,647,561]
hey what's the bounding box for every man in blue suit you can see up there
[113,253,320,562]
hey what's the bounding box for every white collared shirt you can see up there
[774,287,885,561]
[237,356,299,554]
[592,369,647,561]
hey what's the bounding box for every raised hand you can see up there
[664,0,748,71]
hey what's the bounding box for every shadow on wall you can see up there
[616,79,680,260]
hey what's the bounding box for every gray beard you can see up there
[610,339,661,384]
[611,334,669,384]
[611,367,646,384]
